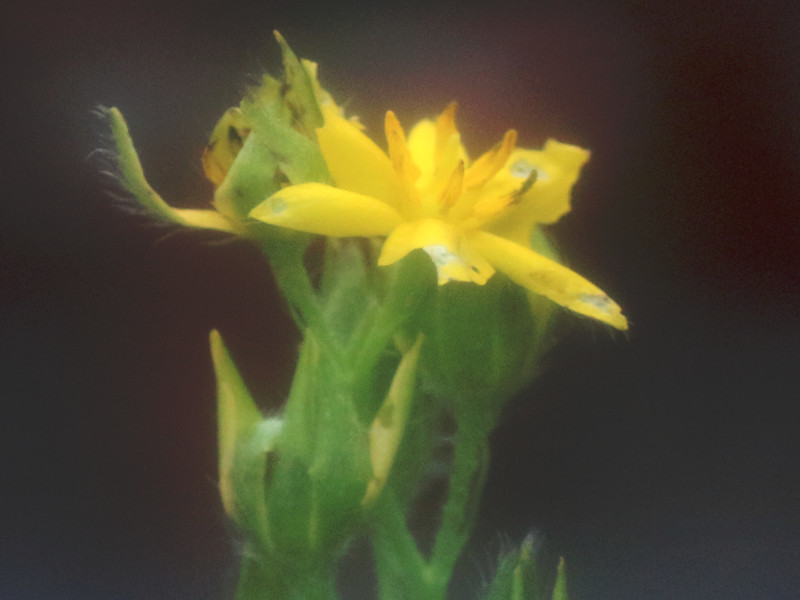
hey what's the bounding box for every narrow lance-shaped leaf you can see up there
[362,334,424,505]
[551,558,568,600]
[211,330,282,541]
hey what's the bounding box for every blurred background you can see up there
[1,0,799,598]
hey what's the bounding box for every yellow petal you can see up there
[317,110,405,207]
[201,107,250,187]
[407,118,436,187]
[448,131,522,224]
[173,208,242,234]
[434,102,459,166]
[513,139,590,223]
[461,168,536,230]
[378,218,494,285]
[470,230,627,330]
[487,140,590,244]
[407,106,468,207]
[250,182,402,237]
[434,103,463,172]
[432,103,469,195]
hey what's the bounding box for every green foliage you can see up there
[105,107,171,220]
[213,65,330,220]
[482,537,569,600]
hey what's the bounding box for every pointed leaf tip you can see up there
[551,557,568,600]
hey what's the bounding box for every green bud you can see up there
[212,328,369,567]
[421,273,539,418]
[212,321,427,572]
[417,228,564,425]
[482,535,569,600]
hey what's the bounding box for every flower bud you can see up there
[212,327,424,570]
[482,535,569,600]
[414,228,564,424]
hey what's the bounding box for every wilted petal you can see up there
[470,230,628,330]
[250,183,402,237]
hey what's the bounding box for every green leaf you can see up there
[105,107,170,219]
[481,537,569,600]
[210,330,282,542]
[362,334,424,505]
[266,330,370,557]
[242,86,330,186]
[551,558,568,600]
[212,126,283,220]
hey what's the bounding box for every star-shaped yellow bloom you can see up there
[250,103,627,330]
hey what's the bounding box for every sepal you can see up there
[422,272,544,422]
[362,334,424,505]
[208,33,332,221]
[211,330,281,537]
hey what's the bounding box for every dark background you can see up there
[2,1,799,598]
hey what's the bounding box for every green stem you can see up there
[350,254,433,416]
[255,235,343,360]
[372,413,491,600]
[236,554,339,600]
[372,490,428,600]
[427,413,490,594]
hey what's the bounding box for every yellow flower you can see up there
[250,103,627,330]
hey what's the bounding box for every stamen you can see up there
[464,129,518,189]
[385,110,421,195]
[435,102,458,165]
[385,110,406,173]
[438,160,465,211]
